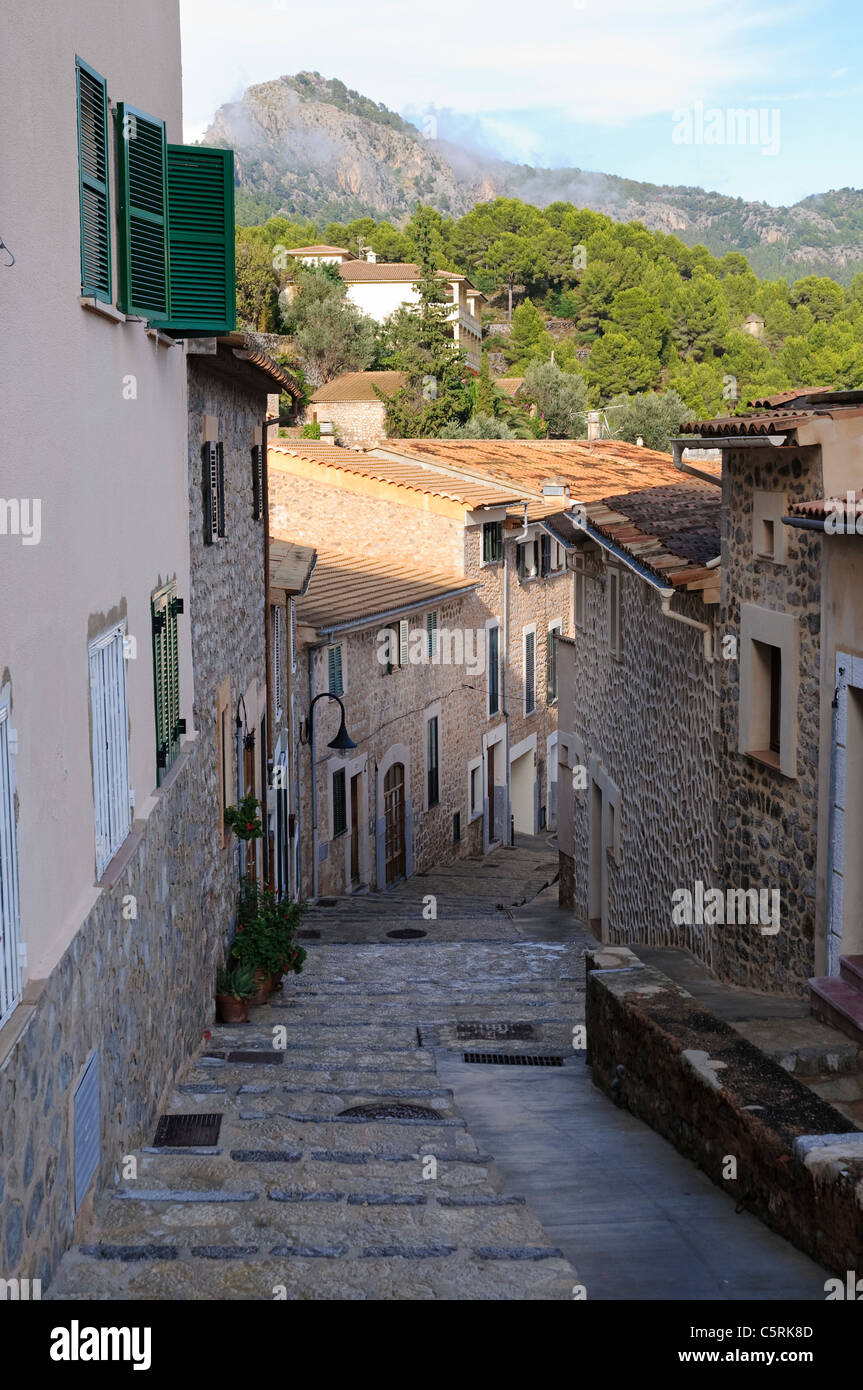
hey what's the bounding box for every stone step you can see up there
[840,955,863,993]
[809,975,863,1047]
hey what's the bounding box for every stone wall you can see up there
[310,399,389,449]
[558,549,720,968]
[716,445,823,995]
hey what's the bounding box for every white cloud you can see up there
[180,0,803,140]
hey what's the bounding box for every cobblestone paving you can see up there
[49,843,589,1300]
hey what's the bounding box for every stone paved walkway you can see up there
[48,839,826,1300]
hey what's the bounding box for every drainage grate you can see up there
[338,1102,442,1120]
[226,1051,285,1065]
[456,1022,536,1041]
[153,1113,222,1148]
[462,1053,564,1066]
[386,928,427,940]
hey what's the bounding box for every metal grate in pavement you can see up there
[456,1022,536,1041]
[462,1053,564,1066]
[338,1102,442,1120]
[152,1113,223,1147]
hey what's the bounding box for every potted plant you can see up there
[231,885,309,997]
[223,792,264,842]
[215,964,257,1024]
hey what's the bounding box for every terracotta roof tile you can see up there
[291,546,477,634]
[310,371,407,403]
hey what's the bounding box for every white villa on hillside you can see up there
[284,245,484,371]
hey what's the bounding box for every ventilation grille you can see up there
[462,1053,564,1066]
[73,1051,101,1211]
[153,1113,222,1148]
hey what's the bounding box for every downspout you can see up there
[262,421,274,888]
[308,643,319,902]
[671,439,723,486]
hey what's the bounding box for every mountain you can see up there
[202,72,863,283]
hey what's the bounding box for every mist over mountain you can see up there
[202,72,863,283]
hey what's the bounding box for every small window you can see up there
[552,540,564,573]
[332,768,347,837]
[488,624,500,717]
[482,521,503,564]
[524,629,536,714]
[453,811,461,844]
[203,441,226,544]
[769,644,782,754]
[328,643,344,696]
[540,533,551,576]
[517,540,539,580]
[426,610,438,660]
[608,567,622,660]
[89,624,132,877]
[427,716,440,807]
[574,554,586,629]
[547,623,561,704]
[758,517,775,559]
[152,582,185,783]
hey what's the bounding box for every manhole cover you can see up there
[153,1113,222,1147]
[226,1051,285,1065]
[338,1102,441,1120]
[462,1053,564,1067]
[386,928,427,939]
[456,1022,536,1041]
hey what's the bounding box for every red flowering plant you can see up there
[223,792,263,842]
[231,882,308,977]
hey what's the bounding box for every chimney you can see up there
[636,435,644,447]
[587,410,601,441]
[365,249,377,263]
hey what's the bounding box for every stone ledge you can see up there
[585,946,863,1275]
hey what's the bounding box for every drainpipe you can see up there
[308,644,319,902]
[671,439,723,486]
[262,419,274,889]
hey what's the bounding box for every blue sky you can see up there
[180,0,863,206]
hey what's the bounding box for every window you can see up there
[0,695,21,1029]
[272,606,283,721]
[540,533,551,576]
[115,103,169,318]
[453,811,461,844]
[384,618,409,675]
[332,768,347,837]
[752,639,783,758]
[551,540,564,573]
[608,566,622,660]
[469,761,482,820]
[203,441,226,544]
[769,645,782,754]
[753,491,788,564]
[488,623,500,717]
[216,678,231,846]
[517,539,539,580]
[427,716,440,807]
[252,444,264,521]
[739,604,798,778]
[328,643,344,696]
[574,553,586,629]
[524,628,536,714]
[426,610,438,660]
[76,58,111,303]
[151,582,185,784]
[89,624,131,877]
[482,521,503,563]
[547,622,561,703]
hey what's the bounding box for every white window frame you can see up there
[523,624,537,715]
[467,755,483,821]
[89,622,132,879]
[424,701,442,811]
[607,564,622,661]
[547,619,563,705]
[574,552,587,629]
[0,689,21,1029]
[551,539,565,574]
[486,618,501,719]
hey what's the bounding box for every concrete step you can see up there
[840,955,863,993]
[809,974,863,1046]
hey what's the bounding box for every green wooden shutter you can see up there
[76,59,112,302]
[156,146,236,334]
[115,103,169,317]
[328,645,343,696]
[151,584,185,785]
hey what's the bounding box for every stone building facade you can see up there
[306,371,407,449]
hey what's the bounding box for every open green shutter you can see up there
[156,146,236,334]
[76,59,112,302]
[115,103,169,317]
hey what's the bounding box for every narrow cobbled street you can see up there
[49,840,826,1300]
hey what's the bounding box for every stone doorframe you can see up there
[376,743,414,889]
[827,653,863,974]
[482,724,507,854]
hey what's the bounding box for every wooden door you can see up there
[384,763,406,884]
[350,773,361,884]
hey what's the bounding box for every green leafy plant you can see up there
[232,884,308,976]
[224,792,263,841]
[300,418,321,439]
[215,963,258,1000]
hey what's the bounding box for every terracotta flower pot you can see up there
[270,971,284,992]
[250,969,272,1005]
[216,994,249,1025]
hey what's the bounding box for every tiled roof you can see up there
[338,262,481,294]
[310,371,407,403]
[286,244,354,257]
[494,378,525,397]
[269,441,368,460]
[292,546,477,634]
[269,540,316,595]
[269,443,530,506]
[682,387,863,437]
[787,491,863,522]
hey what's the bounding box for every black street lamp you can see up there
[308,692,357,899]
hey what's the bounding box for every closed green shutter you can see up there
[76,59,112,302]
[151,583,185,785]
[328,644,343,696]
[332,769,347,837]
[156,146,236,334]
[115,103,169,316]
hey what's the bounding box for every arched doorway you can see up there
[384,762,406,884]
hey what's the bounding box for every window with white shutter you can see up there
[89,624,131,878]
[0,697,21,1029]
[398,618,409,668]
